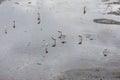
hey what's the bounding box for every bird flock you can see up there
[40,30,108,58]
[2,0,110,60]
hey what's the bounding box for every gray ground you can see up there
[0,0,120,80]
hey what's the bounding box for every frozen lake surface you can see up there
[0,0,120,80]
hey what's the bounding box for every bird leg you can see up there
[13,20,16,28]
[78,35,82,44]
[37,12,41,24]
[51,37,56,47]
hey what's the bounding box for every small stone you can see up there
[61,41,66,44]
[28,2,31,4]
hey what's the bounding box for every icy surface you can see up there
[0,0,120,80]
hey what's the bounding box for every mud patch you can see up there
[56,68,120,80]
[0,0,6,4]
[102,0,110,2]
[108,11,120,16]
[93,18,120,25]
[106,2,120,5]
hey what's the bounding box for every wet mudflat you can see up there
[93,0,120,25]
[57,68,120,80]
[0,0,120,80]
[108,11,120,16]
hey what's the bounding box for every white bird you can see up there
[58,31,66,39]
[103,48,108,57]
